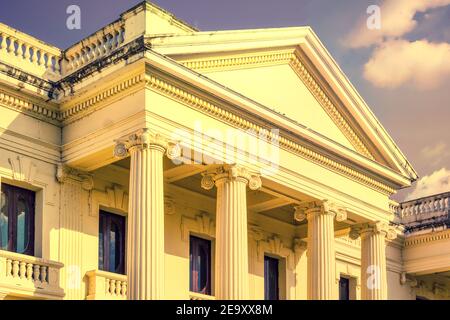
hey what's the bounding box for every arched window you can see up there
[99,211,126,274]
[0,183,35,256]
[190,236,211,295]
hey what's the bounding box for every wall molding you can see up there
[180,212,215,242]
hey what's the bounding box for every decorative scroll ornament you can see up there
[164,196,176,215]
[294,238,307,254]
[113,129,182,160]
[200,165,262,191]
[294,200,347,222]
[56,164,94,191]
[350,221,397,241]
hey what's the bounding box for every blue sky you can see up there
[1,0,449,200]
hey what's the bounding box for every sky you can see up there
[0,0,449,201]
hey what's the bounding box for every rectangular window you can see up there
[190,235,211,295]
[0,183,35,256]
[339,277,350,300]
[264,256,279,300]
[99,211,126,274]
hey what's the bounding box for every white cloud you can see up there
[363,39,450,89]
[405,168,450,200]
[345,0,450,48]
[421,142,450,167]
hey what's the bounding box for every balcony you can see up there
[0,250,64,300]
[86,270,127,300]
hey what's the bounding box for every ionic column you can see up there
[201,165,262,300]
[350,222,396,300]
[295,201,347,300]
[114,129,180,300]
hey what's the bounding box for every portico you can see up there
[0,1,426,301]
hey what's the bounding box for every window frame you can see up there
[0,183,35,256]
[189,235,212,296]
[264,255,280,300]
[339,276,350,300]
[98,210,126,275]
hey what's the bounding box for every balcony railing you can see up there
[86,270,127,300]
[0,250,64,300]
[400,192,450,225]
[63,21,126,76]
[0,23,62,80]
[189,291,216,300]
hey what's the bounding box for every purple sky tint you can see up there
[1,0,449,200]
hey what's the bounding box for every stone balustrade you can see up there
[63,21,126,75]
[0,23,62,80]
[86,270,127,300]
[0,250,64,299]
[189,292,216,300]
[400,192,450,225]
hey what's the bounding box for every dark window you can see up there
[0,184,35,256]
[99,211,126,274]
[264,256,279,300]
[339,277,350,300]
[190,236,211,295]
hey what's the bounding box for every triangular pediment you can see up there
[149,27,418,184]
[185,55,366,157]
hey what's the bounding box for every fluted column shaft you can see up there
[360,224,390,300]
[114,129,180,300]
[306,208,336,300]
[201,165,262,300]
[216,177,249,299]
[127,144,165,300]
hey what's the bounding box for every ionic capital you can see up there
[294,200,347,222]
[350,221,397,241]
[113,129,181,160]
[200,165,262,191]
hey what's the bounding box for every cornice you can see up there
[145,73,395,195]
[59,73,145,124]
[405,229,450,247]
[179,51,375,161]
[0,88,61,125]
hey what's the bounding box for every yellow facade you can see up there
[0,1,448,300]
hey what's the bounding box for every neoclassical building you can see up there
[0,1,448,300]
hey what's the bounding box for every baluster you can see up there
[31,46,38,63]
[122,282,127,297]
[12,261,19,277]
[26,263,33,280]
[80,49,86,65]
[40,266,47,283]
[16,40,24,57]
[6,37,14,54]
[106,278,111,294]
[90,44,96,60]
[110,280,116,295]
[46,54,53,70]
[0,33,6,52]
[116,281,122,295]
[37,49,44,65]
[101,36,108,54]
[95,40,102,57]
[54,57,61,73]
[33,264,41,281]
[23,44,31,61]
[19,261,26,278]
[104,34,112,54]
[6,259,12,276]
